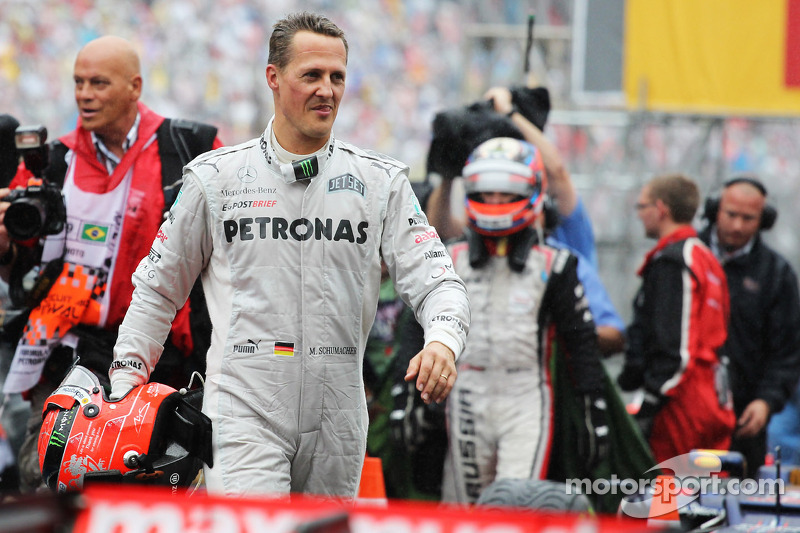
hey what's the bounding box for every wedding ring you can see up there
[439,374,449,381]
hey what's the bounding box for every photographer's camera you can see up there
[5,126,66,241]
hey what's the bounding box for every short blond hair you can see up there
[647,173,699,223]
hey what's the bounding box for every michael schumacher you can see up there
[108,12,470,500]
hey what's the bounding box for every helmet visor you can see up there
[463,158,536,198]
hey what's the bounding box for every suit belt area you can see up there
[458,364,536,373]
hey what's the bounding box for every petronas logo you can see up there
[82,224,109,242]
[292,156,319,180]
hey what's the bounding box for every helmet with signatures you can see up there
[463,137,547,237]
[38,365,213,493]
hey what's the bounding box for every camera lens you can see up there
[5,198,46,240]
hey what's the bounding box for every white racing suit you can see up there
[110,121,470,497]
[441,234,603,503]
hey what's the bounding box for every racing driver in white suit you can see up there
[109,12,470,498]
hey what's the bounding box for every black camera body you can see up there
[5,125,67,241]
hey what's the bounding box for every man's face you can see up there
[73,47,140,139]
[266,31,346,154]
[478,191,518,204]
[716,183,765,252]
[636,186,660,239]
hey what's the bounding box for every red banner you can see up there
[787,0,800,87]
[68,484,652,533]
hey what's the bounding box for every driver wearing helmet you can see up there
[440,137,608,504]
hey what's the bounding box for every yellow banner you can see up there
[625,0,800,114]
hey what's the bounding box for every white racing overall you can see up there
[111,121,470,497]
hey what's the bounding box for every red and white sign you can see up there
[71,484,650,533]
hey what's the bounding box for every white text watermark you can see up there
[565,451,786,519]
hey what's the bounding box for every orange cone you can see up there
[646,475,680,527]
[357,455,387,506]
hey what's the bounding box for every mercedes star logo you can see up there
[237,165,258,183]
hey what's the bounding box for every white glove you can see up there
[109,377,140,400]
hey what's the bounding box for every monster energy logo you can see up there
[49,430,67,447]
[49,407,76,448]
[292,156,319,180]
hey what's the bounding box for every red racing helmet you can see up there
[463,137,547,237]
[38,365,212,493]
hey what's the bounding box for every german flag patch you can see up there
[274,342,295,357]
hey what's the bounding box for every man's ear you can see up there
[130,74,143,101]
[654,198,670,219]
[266,65,279,90]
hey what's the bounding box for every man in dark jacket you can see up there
[698,176,800,476]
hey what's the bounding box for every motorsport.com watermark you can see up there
[565,451,785,519]
[566,474,783,498]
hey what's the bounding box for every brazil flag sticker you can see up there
[82,224,109,242]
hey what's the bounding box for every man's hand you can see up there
[483,87,514,116]
[482,87,577,216]
[404,341,456,404]
[736,399,770,438]
[109,367,144,401]
[109,378,138,401]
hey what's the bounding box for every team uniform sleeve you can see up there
[542,249,604,395]
[639,257,686,399]
[110,172,212,389]
[379,171,470,360]
[618,286,646,392]
[548,236,625,332]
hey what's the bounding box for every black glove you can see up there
[634,397,662,441]
[617,363,644,392]
[389,381,444,453]
[579,393,609,473]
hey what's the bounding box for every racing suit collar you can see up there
[259,117,335,184]
[637,225,698,276]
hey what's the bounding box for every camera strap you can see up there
[157,118,218,208]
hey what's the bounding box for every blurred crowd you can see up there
[3,3,800,519]
[0,0,571,177]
